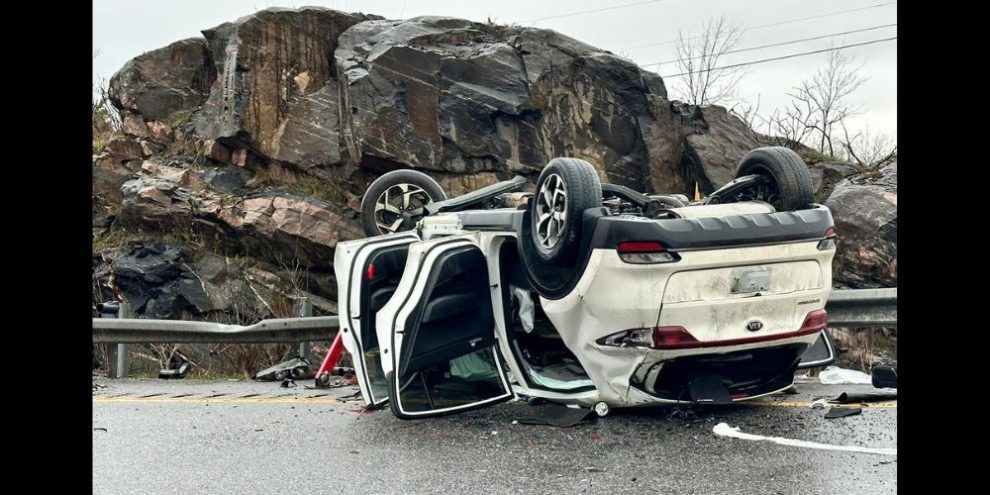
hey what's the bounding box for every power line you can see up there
[659,36,896,78]
[621,1,897,52]
[521,0,668,24]
[643,23,897,68]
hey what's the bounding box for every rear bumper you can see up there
[631,343,808,402]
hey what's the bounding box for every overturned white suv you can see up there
[335,147,836,419]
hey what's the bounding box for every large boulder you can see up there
[826,163,897,288]
[109,38,216,124]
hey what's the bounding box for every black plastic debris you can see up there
[280,377,296,388]
[253,357,312,381]
[158,362,190,379]
[824,407,862,419]
[831,391,897,404]
[871,366,897,389]
[517,404,592,427]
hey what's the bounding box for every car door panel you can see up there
[334,233,419,407]
[376,235,513,419]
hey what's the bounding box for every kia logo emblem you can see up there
[746,320,763,332]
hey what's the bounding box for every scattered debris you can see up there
[584,467,606,473]
[830,391,897,404]
[810,398,828,410]
[818,366,872,385]
[339,390,363,400]
[280,377,296,388]
[824,407,863,419]
[93,427,108,432]
[349,450,360,454]
[516,404,592,427]
[871,366,898,389]
[158,362,191,379]
[667,406,703,423]
[253,357,312,381]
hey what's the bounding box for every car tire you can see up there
[529,157,602,265]
[360,170,447,237]
[735,147,815,211]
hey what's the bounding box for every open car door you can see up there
[376,235,514,419]
[335,233,420,408]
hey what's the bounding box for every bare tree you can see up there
[787,47,866,156]
[670,16,746,106]
[839,122,897,169]
[729,94,761,129]
[92,48,122,151]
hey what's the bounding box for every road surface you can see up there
[93,377,896,494]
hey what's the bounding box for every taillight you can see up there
[596,326,699,349]
[800,309,828,332]
[651,326,700,348]
[366,263,375,281]
[616,241,679,264]
[818,227,836,250]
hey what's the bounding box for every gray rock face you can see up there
[334,16,679,191]
[676,103,761,193]
[109,38,216,123]
[825,163,897,288]
[193,8,376,168]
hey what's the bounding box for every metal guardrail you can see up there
[92,315,340,344]
[93,288,896,344]
[824,288,897,327]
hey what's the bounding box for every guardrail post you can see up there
[294,297,313,362]
[115,302,132,379]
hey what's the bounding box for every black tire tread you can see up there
[735,146,814,211]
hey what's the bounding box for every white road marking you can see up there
[713,422,897,456]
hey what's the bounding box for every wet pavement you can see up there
[93,378,896,494]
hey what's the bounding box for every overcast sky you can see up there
[93,0,896,139]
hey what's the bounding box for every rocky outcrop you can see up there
[99,242,299,320]
[117,162,362,269]
[826,162,897,288]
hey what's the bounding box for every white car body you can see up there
[335,203,836,419]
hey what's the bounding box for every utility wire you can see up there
[659,36,896,78]
[643,23,896,68]
[622,1,897,52]
[521,0,668,24]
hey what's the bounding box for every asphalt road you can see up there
[93,378,896,494]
